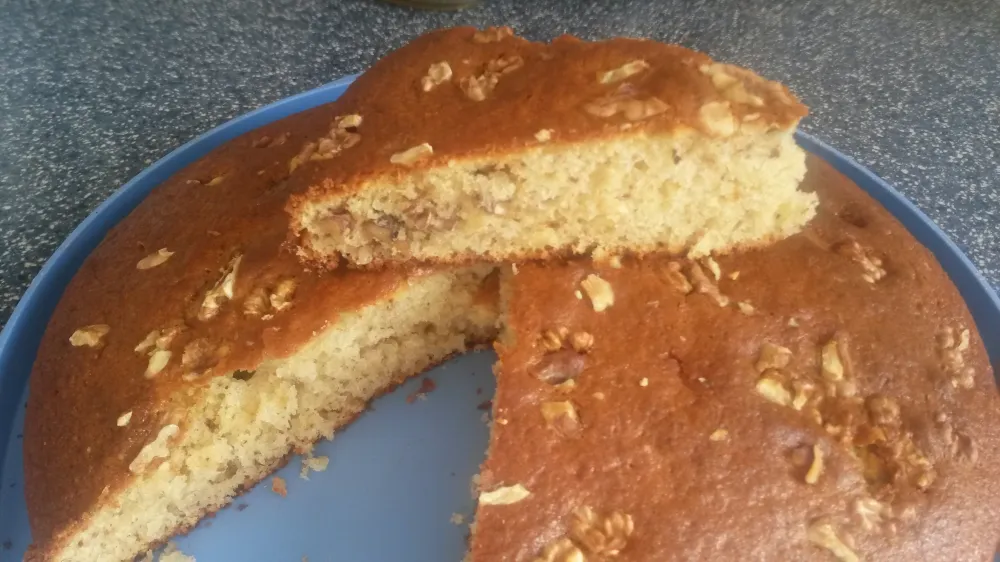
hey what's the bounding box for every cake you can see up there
[22,97,498,561]
[22,25,1000,562]
[471,155,1000,561]
[286,26,816,269]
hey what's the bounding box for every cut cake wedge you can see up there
[287,27,815,269]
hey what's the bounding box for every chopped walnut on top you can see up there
[755,342,792,372]
[534,538,584,562]
[421,61,453,91]
[937,326,975,389]
[460,55,524,101]
[390,143,433,166]
[199,254,242,321]
[699,101,736,137]
[289,115,362,172]
[584,84,669,122]
[807,520,859,562]
[535,129,554,142]
[698,63,765,107]
[580,274,614,312]
[597,60,650,84]
[136,248,174,270]
[805,444,825,484]
[571,507,634,557]
[479,483,531,505]
[472,26,514,43]
[834,240,886,283]
[69,324,110,348]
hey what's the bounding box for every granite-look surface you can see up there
[0,0,997,329]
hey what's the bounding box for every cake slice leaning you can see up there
[22,97,499,561]
[470,155,1000,561]
[286,26,816,269]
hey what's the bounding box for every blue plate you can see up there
[1,77,998,562]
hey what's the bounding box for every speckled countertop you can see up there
[0,0,997,328]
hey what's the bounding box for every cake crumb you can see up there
[271,477,288,497]
[450,512,466,525]
[406,377,437,403]
[159,542,195,562]
[299,454,330,480]
[709,428,729,441]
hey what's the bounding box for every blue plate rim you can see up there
[1,76,998,499]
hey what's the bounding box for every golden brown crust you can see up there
[284,26,807,267]
[22,100,423,557]
[474,155,1000,561]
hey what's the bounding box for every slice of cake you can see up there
[286,27,815,269]
[22,99,499,561]
[472,155,1000,561]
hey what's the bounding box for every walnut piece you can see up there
[289,115,362,172]
[584,85,669,121]
[597,59,650,84]
[390,143,433,166]
[807,521,859,562]
[756,371,792,406]
[821,338,845,381]
[460,55,524,101]
[581,274,614,312]
[570,331,594,353]
[571,507,634,557]
[479,483,531,505]
[69,324,110,348]
[736,301,755,315]
[699,101,736,137]
[853,497,892,532]
[535,129,553,142]
[421,61,453,91]
[199,254,242,321]
[136,248,174,270]
[129,424,179,473]
[541,401,581,437]
[472,26,514,43]
[699,64,765,107]
[145,349,171,378]
[541,328,566,352]
[805,444,825,484]
[534,538,585,562]
[755,342,792,372]
[116,411,133,427]
[709,428,729,441]
[269,278,297,311]
[937,326,975,389]
[834,240,886,283]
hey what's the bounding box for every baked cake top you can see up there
[475,156,1000,561]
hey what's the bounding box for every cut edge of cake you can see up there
[29,265,498,562]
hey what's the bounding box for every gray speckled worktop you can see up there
[0,0,998,328]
